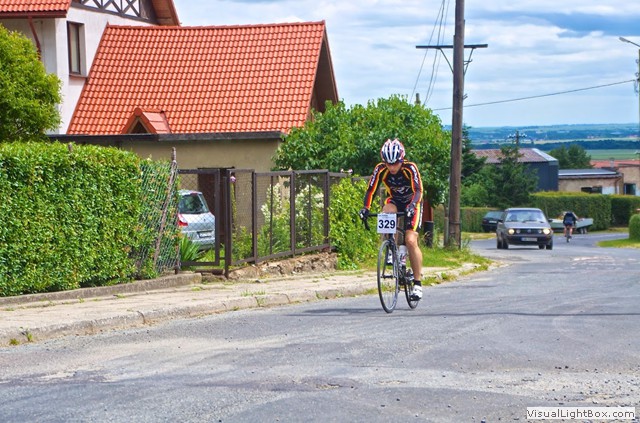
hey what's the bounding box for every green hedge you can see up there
[530,192,610,231]
[433,206,497,234]
[610,195,640,226]
[0,142,145,296]
[630,214,640,241]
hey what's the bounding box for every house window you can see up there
[67,22,85,75]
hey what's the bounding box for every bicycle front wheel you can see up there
[377,239,399,313]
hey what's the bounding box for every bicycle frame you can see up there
[362,212,419,313]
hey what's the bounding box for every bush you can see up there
[610,195,640,226]
[530,192,610,231]
[630,214,640,241]
[0,142,144,296]
[433,206,497,233]
[328,178,379,269]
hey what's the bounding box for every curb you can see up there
[0,273,201,307]
[0,281,372,346]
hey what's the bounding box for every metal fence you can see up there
[175,168,347,277]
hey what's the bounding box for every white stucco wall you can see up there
[2,7,152,134]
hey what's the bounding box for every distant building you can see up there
[558,169,623,195]
[471,148,559,191]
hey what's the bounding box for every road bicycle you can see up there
[362,212,420,313]
[564,224,572,243]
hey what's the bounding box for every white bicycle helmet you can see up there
[380,138,405,164]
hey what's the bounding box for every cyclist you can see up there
[562,210,579,239]
[359,138,424,300]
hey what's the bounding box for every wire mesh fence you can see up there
[132,158,180,277]
[137,163,351,277]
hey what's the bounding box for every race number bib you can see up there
[376,213,397,234]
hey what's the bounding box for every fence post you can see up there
[290,171,296,256]
[154,148,177,268]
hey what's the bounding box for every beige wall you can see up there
[559,177,622,194]
[618,165,640,195]
[117,139,281,172]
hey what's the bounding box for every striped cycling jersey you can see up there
[363,161,423,209]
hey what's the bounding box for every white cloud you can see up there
[173,0,640,127]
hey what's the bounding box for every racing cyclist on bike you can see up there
[563,210,579,239]
[360,138,424,300]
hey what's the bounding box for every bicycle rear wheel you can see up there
[404,273,419,309]
[377,239,399,313]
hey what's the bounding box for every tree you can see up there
[0,25,61,141]
[273,95,451,206]
[461,126,486,184]
[549,144,592,169]
[487,143,538,209]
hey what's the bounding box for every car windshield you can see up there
[179,193,210,214]
[505,210,546,223]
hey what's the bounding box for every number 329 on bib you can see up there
[376,213,397,234]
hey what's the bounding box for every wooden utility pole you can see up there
[448,0,466,248]
[416,1,486,248]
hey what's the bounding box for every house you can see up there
[0,0,180,134]
[591,159,640,196]
[558,168,623,194]
[60,21,338,171]
[471,148,559,191]
[2,3,339,171]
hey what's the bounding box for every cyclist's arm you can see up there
[363,163,386,209]
[405,162,424,207]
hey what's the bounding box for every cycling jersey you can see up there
[363,161,423,211]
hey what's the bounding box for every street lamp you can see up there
[619,37,640,151]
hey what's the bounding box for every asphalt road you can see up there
[0,233,638,422]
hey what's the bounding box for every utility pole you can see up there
[508,130,528,146]
[448,0,465,248]
[416,2,486,248]
[619,37,640,159]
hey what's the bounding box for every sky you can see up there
[172,0,640,128]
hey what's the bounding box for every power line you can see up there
[411,0,449,103]
[432,79,637,111]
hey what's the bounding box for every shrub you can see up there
[610,195,640,226]
[328,178,379,269]
[0,142,145,296]
[630,214,640,241]
[531,192,610,231]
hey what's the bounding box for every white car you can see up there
[178,190,215,250]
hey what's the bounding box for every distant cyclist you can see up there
[563,211,579,239]
[359,138,424,300]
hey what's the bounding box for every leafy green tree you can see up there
[0,25,61,141]
[461,126,486,184]
[549,144,592,169]
[487,143,538,209]
[273,95,451,206]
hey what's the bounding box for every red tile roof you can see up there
[122,108,171,134]
[0,0,179,24]
[68,21,335,135]
[0,0,70,16]
[592,159,640,168]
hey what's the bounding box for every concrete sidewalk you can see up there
[0,264,480,346]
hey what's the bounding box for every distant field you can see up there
[587,149,639,160]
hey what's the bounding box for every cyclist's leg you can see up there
[382,199,398,214]
[405,229,422,279]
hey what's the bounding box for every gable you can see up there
[67,21,338,135]
[0,0,179,24]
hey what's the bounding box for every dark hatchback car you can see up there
[496,207,553,250]
[481,210,503,232]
